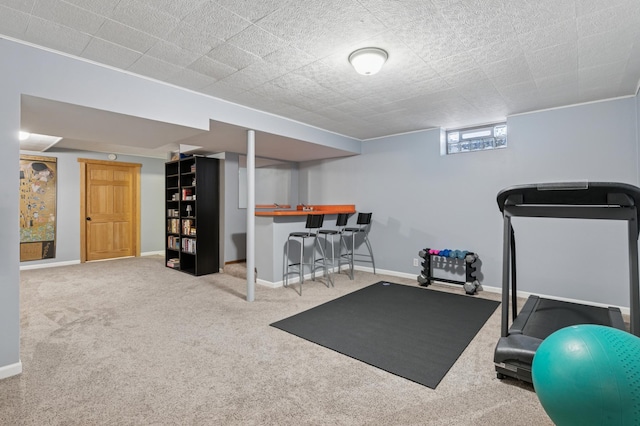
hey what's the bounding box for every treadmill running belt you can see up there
[522,298,617,340]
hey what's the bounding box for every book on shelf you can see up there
[182,188,193,200]
[167,208,179,217]
[182,219,194,236]
[166,258,180,268]
[167,235,180,250]
[182,238,196,254]
[167,218,180,234]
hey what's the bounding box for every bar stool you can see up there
[283,214,330,295]
[339,212,376,280]
[317,213,350,285]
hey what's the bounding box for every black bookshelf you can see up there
[165,156,219,276]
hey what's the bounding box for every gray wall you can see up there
[0,83,20,373]
[0,39,358,376]
[223,152,247,263]
[19,149,165,268]
[302,97,640,308]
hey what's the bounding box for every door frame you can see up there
[78,158,142,263]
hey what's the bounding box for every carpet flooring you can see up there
[271,281,500,388]
[0,256,553,425]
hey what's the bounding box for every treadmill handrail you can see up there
[497,182,640,225]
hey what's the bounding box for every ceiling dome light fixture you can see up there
[348,47,388,76]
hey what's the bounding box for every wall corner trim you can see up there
[0,361,22,380]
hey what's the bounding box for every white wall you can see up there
[302,97,640,308]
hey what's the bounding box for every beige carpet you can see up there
[0,256,552,425]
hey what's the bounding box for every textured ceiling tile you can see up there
[262,45,316,73]
[267,72,314,94]
[164,68,218,90]
[430,52,481,77]
[188,56,237,80]
[579,62,625,89]
[111,0,180,39]
[0,0,35,13]
[497,80,538,98]
[457,78,501,100]
[145,41,203,68]
[442,1,515,49]
[578,86,619,103]
[147,0,209,20]
[32,0,105,34]
[291,94,332,111]
[526,42,578,80]
[181,2,251,42]
[357,0,439,29]
[60,0,119,16]
[199,80,246,99]
[482,55,531,80]
[251,81,296,102]
[227,25,286,57]
[214,0,286,23]
[535,72,580,91]
[207,43,260,70]
[470,38,525,66]
[0,4,30,37]
[96,19,159,53]
[576,0,623,16]
[441,67,490,88]
[578,30,633,69]
[126,55,183,81]
[81,37,142,69]
[292,60,340,85]
[506,0,575,34]
[24,15,90,55]
[517,20,578,53]
[258,0,387,58]
[395,17,468,62]
[164,23,224,55]
[577,3,640,38]
[219,60,284,90]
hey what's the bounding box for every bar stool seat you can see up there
[317,213,350,285]
[339,212,376,280]
[283,214,330,295]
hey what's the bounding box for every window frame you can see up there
[446,122,507,155]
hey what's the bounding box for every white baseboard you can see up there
[0,361,22,380]
[141,251,164,256]
[20,252,163,271]
[20,260,80,270]
[355,267,633,315]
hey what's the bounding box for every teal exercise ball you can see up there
[532,324,640,425]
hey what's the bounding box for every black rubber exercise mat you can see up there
[271,281,500,389]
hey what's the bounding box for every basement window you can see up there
[446,123,507,154]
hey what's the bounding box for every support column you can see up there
[246,130,255,302]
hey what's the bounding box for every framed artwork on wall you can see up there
[19,154,57,261]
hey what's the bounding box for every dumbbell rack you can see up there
[418,248,479,294]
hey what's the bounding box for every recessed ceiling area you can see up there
[20,95,359,162]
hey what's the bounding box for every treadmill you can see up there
[494,182,640,383]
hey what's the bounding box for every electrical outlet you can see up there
[413,258,419,267]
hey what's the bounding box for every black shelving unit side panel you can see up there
[192,157,220,276]
[165,160,181,267]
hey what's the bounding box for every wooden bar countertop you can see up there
[255,204,356,216]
